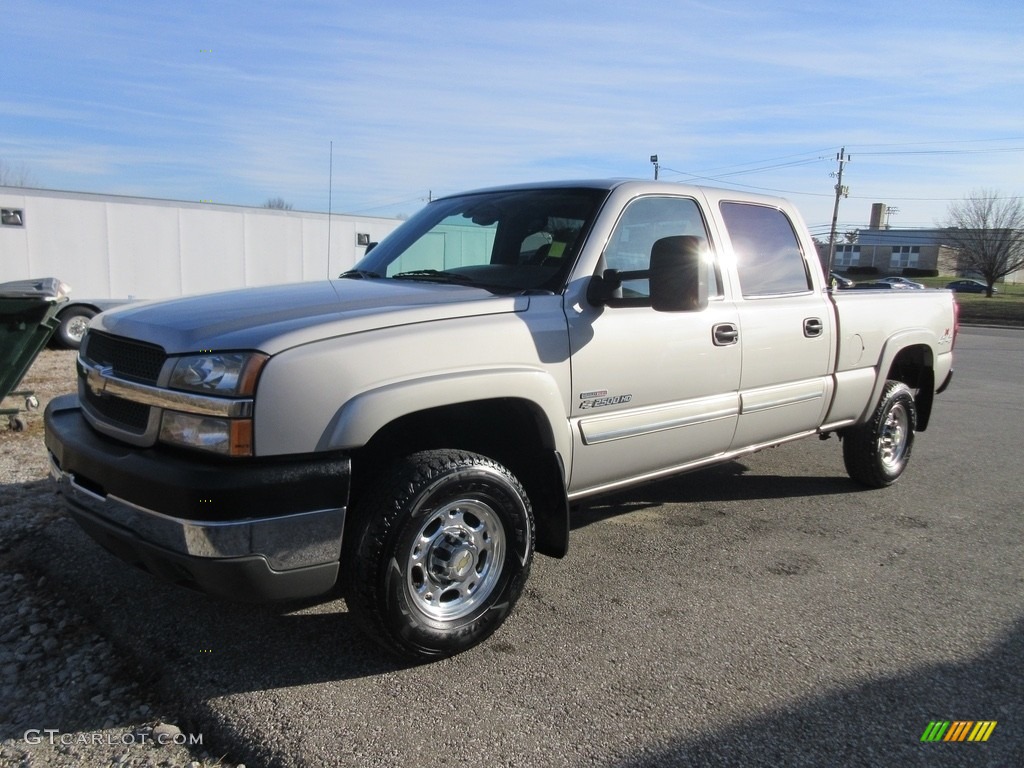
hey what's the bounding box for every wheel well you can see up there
[886,344,935,431]
[57,303,101,318]
[349,398,569,557]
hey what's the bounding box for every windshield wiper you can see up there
[391,269,476,285]
[338,269,383,279]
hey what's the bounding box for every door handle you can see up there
[804,317,824,337]
[713,323,739,346]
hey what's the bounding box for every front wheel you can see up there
[343,449,535,661]
[842,380,917,487]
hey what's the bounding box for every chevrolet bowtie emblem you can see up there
[86,365,114,397]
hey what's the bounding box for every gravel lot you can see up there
[0,350,241,768]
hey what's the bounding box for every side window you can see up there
[719,202,811,296]
[603,196,720,300]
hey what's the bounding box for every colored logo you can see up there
[921,721,997,743]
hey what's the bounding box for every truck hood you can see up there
[93,280,529,355]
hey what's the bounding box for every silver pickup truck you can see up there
[44,180,957,660]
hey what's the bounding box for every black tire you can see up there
[843,380,917,488]
[343,449,535,661]
[54,307,96,350]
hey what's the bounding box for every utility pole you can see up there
[826,147,851,276]
[650,154,660,180]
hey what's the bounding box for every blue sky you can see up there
[3,0,1023,237]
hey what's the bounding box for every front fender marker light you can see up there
[230,419,253,456]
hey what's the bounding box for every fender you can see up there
[319,367,573,461]
[858,328,940,423]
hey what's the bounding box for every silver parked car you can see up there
[879,276,925,289]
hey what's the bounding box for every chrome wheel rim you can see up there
[66,316,91,343]
[878,403,910,471]
[406,498,506,621]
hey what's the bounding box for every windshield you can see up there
[346,187,609,294]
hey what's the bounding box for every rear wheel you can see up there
[843,380,916,487]
[343,449,535,661]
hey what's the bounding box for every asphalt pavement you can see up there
[9,327,1024,767]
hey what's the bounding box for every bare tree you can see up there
[0,159,39,187]
[941,190,1024,297]
[263,197,293,210]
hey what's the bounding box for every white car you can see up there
[879,276,925,289]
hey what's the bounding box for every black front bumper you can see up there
[44,394,350,602]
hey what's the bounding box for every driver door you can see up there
[566,195,741,495]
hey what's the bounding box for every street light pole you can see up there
[650,155,660,180]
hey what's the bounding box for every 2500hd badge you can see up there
[579,393,633,409]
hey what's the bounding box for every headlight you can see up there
[160,412,254,456]
[168,352,268,396]
[161,351,266,456]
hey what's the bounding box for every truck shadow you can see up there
[571,460,865,530]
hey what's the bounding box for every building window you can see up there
[890,246,920,269]
[1,208,24,226]
[834,244,860,267]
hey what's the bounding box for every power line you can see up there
[660,157,823,182]
[853,147,1024,157]
[653,140,1024,194]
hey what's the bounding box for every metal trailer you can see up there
[0,186,404,348]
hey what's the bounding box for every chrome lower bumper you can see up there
[49,454,345,572]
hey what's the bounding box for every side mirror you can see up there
[650,236,708,312]
[586,270,621,305]
[587,235,709,311]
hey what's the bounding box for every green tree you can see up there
[263,197,293,210]
[941,190,1024,297]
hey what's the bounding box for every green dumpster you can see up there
[0,278,69,430]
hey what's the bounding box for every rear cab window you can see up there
[719,202,811,297]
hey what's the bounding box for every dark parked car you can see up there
[946,279,995,294]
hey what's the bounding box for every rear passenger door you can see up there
[717,201,834,449]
